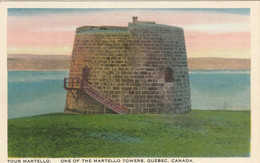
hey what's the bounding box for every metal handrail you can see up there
[82,80,131,113]
[64,78,81,90]
[64,77,131,114]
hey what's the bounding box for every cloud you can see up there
[34,26,78,32]
[184,23,250,34]
[188,49,250,58]
[7,9,250,58]
[8,46,72,55]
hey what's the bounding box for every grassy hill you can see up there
[8,110,250,158]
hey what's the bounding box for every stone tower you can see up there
[64,17,191,114]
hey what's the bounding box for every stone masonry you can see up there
[65,17,191,114]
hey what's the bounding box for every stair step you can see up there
[82,83,130,114]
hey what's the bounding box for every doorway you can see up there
[82,66,90,82]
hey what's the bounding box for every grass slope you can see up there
[8,110,250,157]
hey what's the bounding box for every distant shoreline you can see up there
[7,69,250,72]
[7,54,250,71]
[7,69,69,72]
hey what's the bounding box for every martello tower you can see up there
[64,17,191,114]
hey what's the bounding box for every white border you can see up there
[1,1,259,163]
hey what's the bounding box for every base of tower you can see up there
[64,107,118,114]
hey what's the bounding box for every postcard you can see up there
[1,1,260,163]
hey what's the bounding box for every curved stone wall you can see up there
[65,19,191,114]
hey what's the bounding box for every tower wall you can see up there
[65,21,191,114]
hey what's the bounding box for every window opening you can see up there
[164,67,173,82]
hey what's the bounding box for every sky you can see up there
[7,8,250,58]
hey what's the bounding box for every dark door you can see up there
[82,66,90,82]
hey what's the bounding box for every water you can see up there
[189,70,250,110]
[8,71,69,119]
[8,70,250,119]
